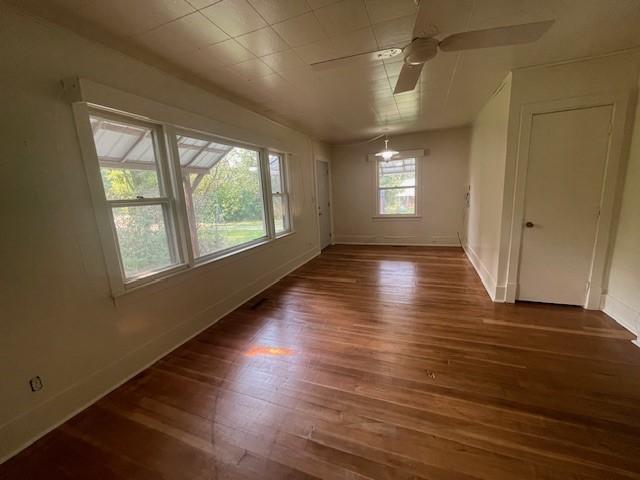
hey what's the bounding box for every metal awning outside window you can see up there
[90,117,233,174]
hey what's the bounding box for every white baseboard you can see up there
[494,285,507,302]
[0,247,320,464]
[335,242,462,247]
[601,294,640,347]
[504,282,518,303]
[333,233,461,247]
[461,243,501,302]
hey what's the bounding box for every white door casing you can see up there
[517,105,612,305]
[316,160,332,249]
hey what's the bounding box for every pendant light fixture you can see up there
[375,136,399,161]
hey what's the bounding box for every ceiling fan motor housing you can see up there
[404,38,439,65]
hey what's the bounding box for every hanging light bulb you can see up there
[375,137,399,161]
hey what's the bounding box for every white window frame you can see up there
[267,151,292,236]
[73,102,295,297]
[371,149,423,219]
[76,105,188,295]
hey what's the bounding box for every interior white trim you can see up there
[372,215,423,220]
[313,155,334,247]
[461,244,502,302]
[335,242,461,247]
[334,232,461,246]
[0,246,320,463]
[601,294,640,347]
[494,285,507,303]
[502,91,633,309]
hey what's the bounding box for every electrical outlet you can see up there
[29,376,43,392]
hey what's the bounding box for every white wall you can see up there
[463,76,512,299]
[603,81,640,341]
[0,6,324,460]
[313,140,332,163]
[331,128,470,246]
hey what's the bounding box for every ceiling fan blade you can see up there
[310,48,402,72]
[438,20,554,52]
[394,63,423,94]
[412,0,434,38]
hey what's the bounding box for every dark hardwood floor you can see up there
[2,245,640,480]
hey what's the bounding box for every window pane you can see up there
[379,187,416,215]
[90,115,162,200]
[378,158,415,188]
[111,205,175,279]
[176,135,267,257]
[269,153,283,193]
[269,153,290,234]
[273,195,289,234]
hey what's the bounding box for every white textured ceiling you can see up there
[12,0,640,142]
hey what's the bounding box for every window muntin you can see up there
[377,157,416,215]
[268,152,291,234]
[89,113,182,282]
[175,133,268,259]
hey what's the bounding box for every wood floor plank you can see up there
[2,245,639,479]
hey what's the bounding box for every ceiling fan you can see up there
[310,1,555,94]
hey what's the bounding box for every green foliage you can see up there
[197,221,265,256]
[379,172,415,188]
[380,188,415,215]
[192,149,264,223]
[101,167,160,200]
[101,147,269,276]
[112,205,172,278]
[189,148,266,255]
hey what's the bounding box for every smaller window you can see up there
[268,153,291,234]
[89,113,182,282]
[376,157,417,216]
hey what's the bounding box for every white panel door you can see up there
[317,160,332,249]
[518,105,612,305]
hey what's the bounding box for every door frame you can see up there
[314,157,334,249]
[504,92,633,309]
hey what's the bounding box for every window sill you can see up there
[275,230,294,240]
[372,215,422,220]
[113,230,296,300]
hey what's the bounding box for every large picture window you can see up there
[79,107,294,295]
[175,133,267,259]
[376,157,417,216]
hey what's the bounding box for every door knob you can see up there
[525,221,534,228]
